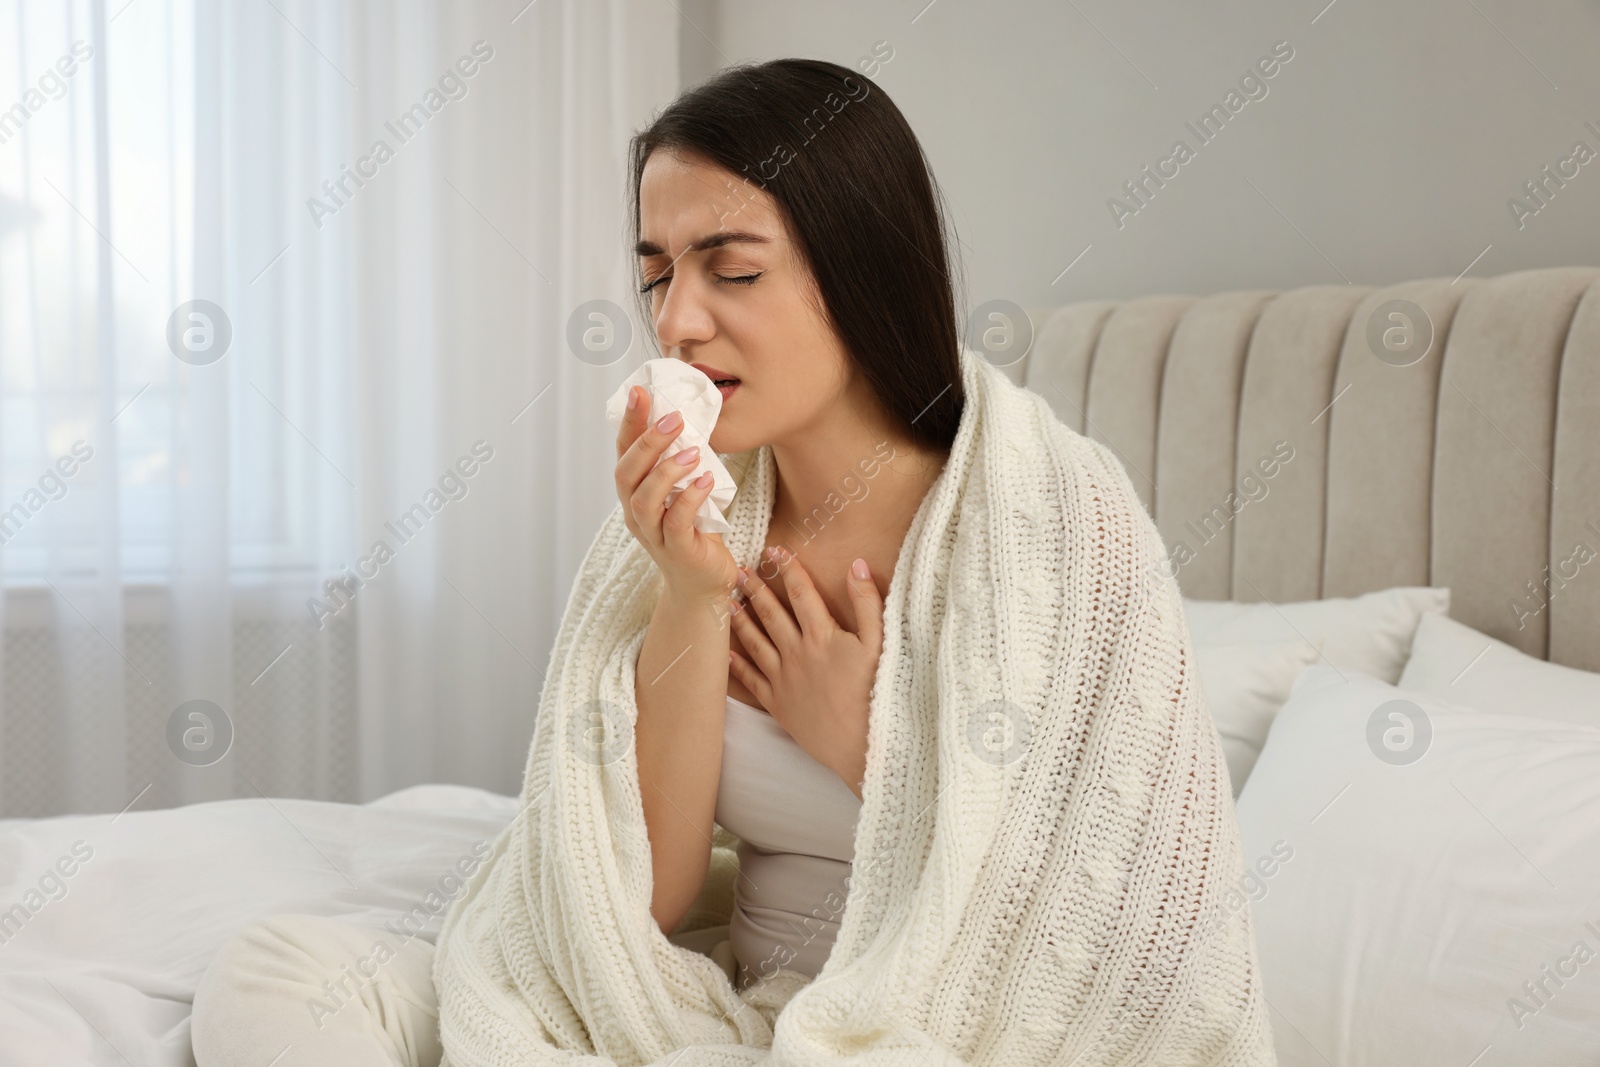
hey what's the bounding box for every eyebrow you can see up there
[634,231,771,257]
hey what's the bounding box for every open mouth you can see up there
[688,363,740,402]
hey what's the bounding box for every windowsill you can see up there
[2,568,340,626]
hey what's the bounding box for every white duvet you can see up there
[0,784,519,1066]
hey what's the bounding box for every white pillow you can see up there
[1183,585,1449,683]
[1399,611,1600,728]
[1182,586,1449,795]
[1236,665,1600,1065]
[1194,639,1320,797]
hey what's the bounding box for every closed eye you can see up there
[639,271,764,294]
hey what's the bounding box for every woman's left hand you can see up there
[728,546,884,799]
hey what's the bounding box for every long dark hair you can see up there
[627,58,965,452]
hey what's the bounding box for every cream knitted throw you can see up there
[430,346,1276,1066]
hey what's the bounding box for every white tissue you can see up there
[604,358,737,535]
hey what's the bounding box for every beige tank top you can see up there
[714,695,863,987]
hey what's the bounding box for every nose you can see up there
[650,272,715,356]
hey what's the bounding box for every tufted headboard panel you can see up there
[1017,266,1600,672]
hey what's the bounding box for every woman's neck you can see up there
[766,424,948,560]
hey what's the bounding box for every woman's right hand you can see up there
[615,384,737,604]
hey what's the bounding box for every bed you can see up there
[1018,264,1600,1064]
[4,265,1597,1065]
[0,785,518,1064]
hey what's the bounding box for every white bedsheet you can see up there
[0,784,520,1066]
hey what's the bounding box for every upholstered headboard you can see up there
[1013,266,1600,673]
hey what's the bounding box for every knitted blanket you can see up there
[430,346,1276,1066]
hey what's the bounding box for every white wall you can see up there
[680,0,1600,308]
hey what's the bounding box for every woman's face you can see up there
[636,148,854,455]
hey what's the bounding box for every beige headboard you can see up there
[1014,266,1600,673]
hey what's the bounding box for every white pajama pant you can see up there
[190,913,737,1066]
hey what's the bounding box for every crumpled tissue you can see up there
[604,358,737,535]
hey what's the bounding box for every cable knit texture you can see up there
[430,346,1277,1066]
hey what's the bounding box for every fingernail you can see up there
[674,446,700,465]
[852,558,869,580]
[656,410,682,433]
[627,386,639,411]
[694,471,712,486]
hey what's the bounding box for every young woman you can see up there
[194,58,1271,1067]
[619,64,960,989]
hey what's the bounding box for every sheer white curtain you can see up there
[0,0,677,817]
